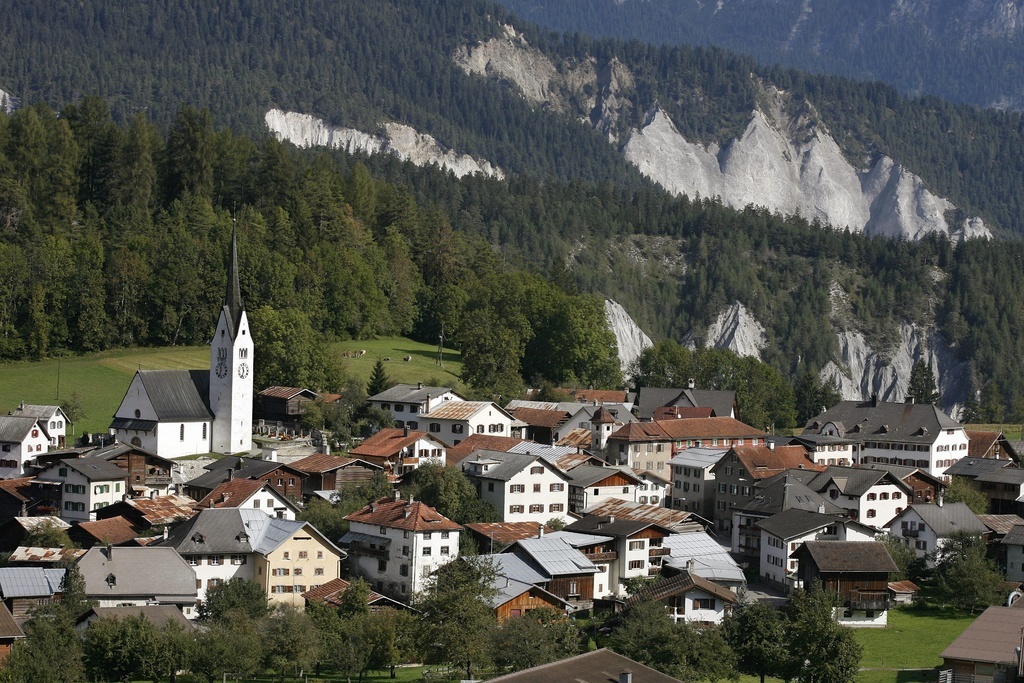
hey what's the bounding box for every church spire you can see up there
[226,224,243,330]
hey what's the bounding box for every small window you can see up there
[530,466,544,475]
[550,483,564,492]
[179,424,185,441]
[422,547,432,556]
[430,423,441,433]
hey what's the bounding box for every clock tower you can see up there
[209,228,254,454]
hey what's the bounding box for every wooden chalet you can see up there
[793,541,898,627]
[258,386,319,424]
[288,453,382,496]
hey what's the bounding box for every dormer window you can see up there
[192,533,205,543]
[105,573,117,588]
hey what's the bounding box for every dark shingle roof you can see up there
[187,456,303,492]
[162,508,313,555]
[804,400,961,444]
[897,502,987,537]
[797,540,898,573]
[0,603,24,639]
[635,387,735,421]
[735,475,844,516]
[755,508,847,540]
[135,370,213,421]
[78,547,196,600]
[0,416,40,443]
[625,570,738,608]
[485,649,684,683]
[807,465,909,497]
[941,606,1024,665]
[565,464,642,488]
[61,457,129,481]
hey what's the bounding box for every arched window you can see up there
[202,423,207,440]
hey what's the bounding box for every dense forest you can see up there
[3,0,1024,237]
[498,0,1024,110]
[2,99,1024,424]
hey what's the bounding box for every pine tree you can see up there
[907,359,941,405]
[366,358,392,398]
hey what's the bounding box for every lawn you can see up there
[0,338,463,437]
[853,605,976,679]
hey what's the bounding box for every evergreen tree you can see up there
[366,358,392,397]
[907,360,940,405]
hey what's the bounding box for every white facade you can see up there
[465,458,570,524]
[635,472,669,507]
[665,586,731,625]
[36,463,126,523]
[0,417,49,477]
[819,422,970,478]
[808,442,856,467]
[820,480,908,528]
[112,373,212,458]
[371,388,463,428]
[187,553,254,603]
[422,402,516,446]
[669,449,727,516]
[11,405,69,448]
[886,510,941,559]
[209,308,254,455]
[205,485,297,521]
[555,404,633,443]
[347,520,460,598]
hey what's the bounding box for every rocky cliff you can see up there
[264,109,505,180]
[605,299,653,374]
[455,29,989,241]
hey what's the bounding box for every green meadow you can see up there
[0,338,463,436]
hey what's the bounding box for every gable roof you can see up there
[717,444,821,480]
[368,383,463,404]
[0,415,41,443]
[563,515,672,539]
[661,533,746,584]
[854,462,947,487]
[79,605,194,630]
[944,457,1024,485]
[465,522,551,547]
[609,417,765,443]
[804,399,961,444]
[796,540,899,573]
[444,434,526,463]
[73,517,141,546]
[134,369,213,421]
[0,567,65,598]
[584,499,705,533]
[635,387,736,421]
[508,407,570,429]
[894,502,987,537]
[289,453,380,474]
[258,386,318,400]
[0,603,24,640]
[626,570,738,609]
[565,464,642,488]
[345,496,462,532]
[0,476,34,504]
[554,428,593,449]
[504,536,600,576]
[976,514,1024,536]
[734,474,844,516]
[78,546,196,600]
[941,606,1024,665]
[161,508,333,556]
[10,404,63,421]
[187,456,305,492]
[488,575,570,611]
[193,479,296,512]
[106,495,197,526]
[60,457,129,482]
[807,465,910,497]
[756,508,847,540]
[421,401,514,422]
[458,450,569,482]
[349,428,447,459]
[485,648,684,683]
[301,577,407,610]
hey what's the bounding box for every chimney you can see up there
[403,426,410,438]
[907,395,915,404]
[227,468,233,481]
[608,516,615,524]
[768,441,775,451]
[687,558,695,572]
[537,523,544,539]
[619,670,633,683]
[818,502,826,514]
[393,489,401,501]
[937,492,944,507]
[418,382,423,390]
[105,543,112,560]
[871,393,879,407]
[162,526,169,541]
[408,494,414,505]
[688,378,695,389]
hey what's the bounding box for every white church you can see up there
[109,232,254,458]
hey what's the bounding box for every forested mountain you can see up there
[3,0,1024,421]
[498,0,1024,110]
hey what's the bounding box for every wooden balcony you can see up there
[350,543,390,560]
[849,591,889,611]
[585,551,617,562]
[901,528,919,538]
[648,547,671,557]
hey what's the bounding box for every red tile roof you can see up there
[509,407,570,429]
[653,406,714,420]
[445,434,526,464]
[727,444,821,479]
[0,476,33,503]
[258,386,314,400]
[194,479,268,509]
[75,516,141,545]
[302,578,391,607]
[555,451,604,471]
[349,428,441,459]
[123,495,197,525]
[571,389,629,403]
[345,496,461,532]
[555,428,592,449]
[658,417,767,440]
[289,453,361,473]
[967,430,1002,460]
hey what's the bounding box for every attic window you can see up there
[236,532,249,542]
[105,573,116,588]
[191,533,205,543]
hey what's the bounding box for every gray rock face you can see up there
[692,302,767,360]
[264,109,504,180]
[0,88,18,114]
[605,299,652,374]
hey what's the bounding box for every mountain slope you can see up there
[497,0,1024,110]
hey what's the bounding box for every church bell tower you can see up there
[209,228,254,454]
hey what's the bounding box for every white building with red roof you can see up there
[193,479,298,520]
[348,427,448,478]
[342,493,462,598]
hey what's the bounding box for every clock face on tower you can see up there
[215,359,228,378]
[238,362,250,379]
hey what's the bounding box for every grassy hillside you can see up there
[0,338,463,437]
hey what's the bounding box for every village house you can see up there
[564,464,643,514]
[855,462,945,506]
[463,522,554,554]
[633,469,671,507]
[757,508,877,591]
[288,453,383,496]
[499,534,601,606]
[794,540,899,627]
[256,386,319,425]
[69,516,143,548]
[505,406,571,445]
[505,400,637,448]
[584,498,707,534]
[367,382,465,428]
[81,442,176,498]
[184,455,307,502]
[301,577,411,612]
[965,429,1019,461]
[1001,525,1024,582]
[34,457,129,523]
[944,457,1024,515]
[444,433,526,464]
[784,433,858,467]
[93,494,198,532]
[804,397,969,478]
[0,604,24,659]
[634,385,736,421]
[77,545,198,618]
[940,606,1024,683]
[886,502,987,562]
[709,443,822,535]
[485,648,685,683]
[805,465,913,527]
[482,568,571,621]
[192,479,299,520]
[347,427,448,479]
[419,401,521,446]
[660,533,746,592]
[10,403,71,449]
[562,515,674,595]
[459,450,571,525]
[624,569,739,625]
[342,494,462,599]
[730,471,845,565]
[0,415,50,478]
[0,566,65,624]
[162,507,343,606]
[668,447,729,515]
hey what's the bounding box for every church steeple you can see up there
[224,225,244,337]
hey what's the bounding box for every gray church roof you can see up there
[136,369,213,421]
